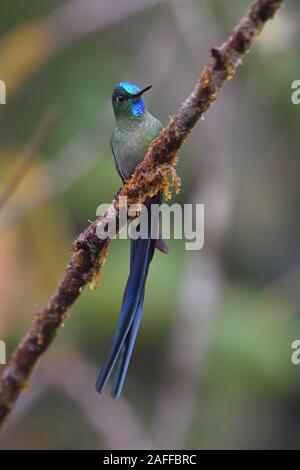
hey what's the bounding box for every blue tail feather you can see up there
[111,291,144,399]
[96,194,160,397]
[95,237,152,393]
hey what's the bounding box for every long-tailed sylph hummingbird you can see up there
[96,82,166,399]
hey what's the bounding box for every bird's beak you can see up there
[133,85,152,99]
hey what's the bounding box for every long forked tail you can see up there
[95,194,160,398]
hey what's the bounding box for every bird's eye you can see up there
[117,95,125,103]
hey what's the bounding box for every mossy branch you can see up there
[0,0,284,426]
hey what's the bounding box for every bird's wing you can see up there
[111,136,125,182]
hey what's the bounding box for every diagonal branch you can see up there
[0,108,60,211]
[0,0,284,427]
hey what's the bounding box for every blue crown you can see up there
[117,82,141,95]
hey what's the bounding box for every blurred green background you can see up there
[0,0,300,450]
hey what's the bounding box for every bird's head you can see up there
[112,82,152,120]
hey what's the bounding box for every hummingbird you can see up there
[96,82,166,399]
